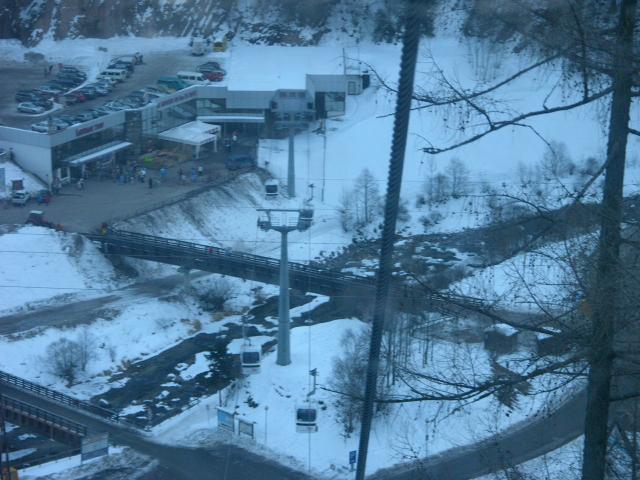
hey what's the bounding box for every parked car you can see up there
[31,98,53,110]
[15,90,47,103]
[37,85,64,96]
[17,102,46,114]
[52,78,79,88]
[69,91,87,102]
[44,81,71,91]
[87,83,110,95]
[25,210,62,230]
[11,190,30,206]
[225,154,256,170]
[31,121,50,133]
[203,71,225,82]
[53,118,71,129]
[196,61,224,73]
[74,112,94,123]
[109,61,134,73]
[76,87,98,100]
[89,107,111,117]
[60,94,80,105]
[56,114,79,126]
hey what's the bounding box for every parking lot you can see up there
[0,49,222,130]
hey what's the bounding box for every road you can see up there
[1,382,309,480]
[1,376,585,480]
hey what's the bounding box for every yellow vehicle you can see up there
[213,38,227,52]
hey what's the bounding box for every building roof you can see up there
[226,46,345,92]
[158,121,220,146]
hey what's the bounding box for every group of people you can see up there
[177,165,204,184]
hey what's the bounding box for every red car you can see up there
[204,71,225,82]
[70,91,87,102]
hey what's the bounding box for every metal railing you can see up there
[0,394,87,437]
[0,370,118,422]
[88,229,487,309]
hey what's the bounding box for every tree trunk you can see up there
[581,1,637,478]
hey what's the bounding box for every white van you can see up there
[98,69,127,82]
[177,71,207,85]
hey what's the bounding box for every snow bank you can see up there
[0,226,121,314]
[0,160,45,198]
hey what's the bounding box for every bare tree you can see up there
[446,157,470,197]
[76,327,96,372]
[367,1,640,477]
[46,338,83,385]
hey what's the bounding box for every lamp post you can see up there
[257,208,313,366]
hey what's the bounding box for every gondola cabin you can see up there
[297,208,314,231]
[296,406,318,433]
[241,347,261,375]
[265,179,279,198]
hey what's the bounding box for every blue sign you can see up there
[349,450,357,465]
[217,407,235,433]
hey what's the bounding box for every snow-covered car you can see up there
[11,190,30,206]
[17,102,45,114]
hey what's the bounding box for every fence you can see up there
[0,394,87,438]
[0,370,118,422]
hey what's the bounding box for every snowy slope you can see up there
[0,225,122,313]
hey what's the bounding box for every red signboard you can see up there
[76,122,105,138]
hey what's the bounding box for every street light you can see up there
[257,208,314,365]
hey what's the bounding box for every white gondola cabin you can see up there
[241,347,261,375]
[295,406,318,432]
[265,179,279,198]
[297,208,314,231]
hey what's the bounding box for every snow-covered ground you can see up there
[450,235,596,311]
[0,18,623,479]
[152,317,577,478]
[0,160,45,198]
[0,225,122,314]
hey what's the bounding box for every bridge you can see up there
[0,394,87,447]
[86,229,485,313]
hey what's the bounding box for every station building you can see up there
[0,46,369,189]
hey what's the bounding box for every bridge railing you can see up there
[0,394,87,437]
[89,229,487,308]
[93,229,376,287]
[0,370,118,422]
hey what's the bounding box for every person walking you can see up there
[76,177,85,190]
[197,165,203,177]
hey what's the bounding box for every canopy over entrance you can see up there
[157,121,220,158]
[198,113,265,123]
[64,141,133,166]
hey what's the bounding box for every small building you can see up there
[483,323,519,355]
[534,329,566,356]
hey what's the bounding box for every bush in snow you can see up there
[199,278,237,311]
[46,338,83,385]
